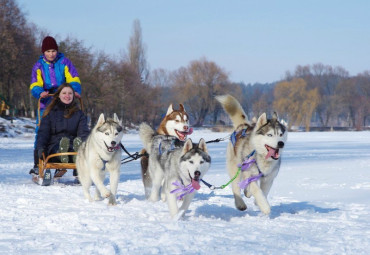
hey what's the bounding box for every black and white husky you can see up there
[216,94,287,215]
[76,113,124,205]
[139,123,211,219]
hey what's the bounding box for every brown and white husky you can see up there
[140,104,193,198]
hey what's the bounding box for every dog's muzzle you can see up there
[188,170,201,190]
[265,145,281,160]
[104,141,120,152]
[175,127,193,141]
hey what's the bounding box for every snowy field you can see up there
[0,120,369,254]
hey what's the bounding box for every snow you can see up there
[0,117,369,254]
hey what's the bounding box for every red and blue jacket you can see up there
[30,53,81,109]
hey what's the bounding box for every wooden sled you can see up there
[32,152,79,186]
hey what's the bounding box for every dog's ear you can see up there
[166,104,174,116]
[97,113,105,126]
[256,113,267,129]
[179,103,185,112]
[113,113,122,125]
[182,139,193,153]
[198,138,208,153]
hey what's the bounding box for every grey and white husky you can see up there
[139,123,211,219]
[76,113,124,205]
[216,94,287,215]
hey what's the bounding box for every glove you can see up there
[38,149,45,160]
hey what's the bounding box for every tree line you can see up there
[1,0,369,131]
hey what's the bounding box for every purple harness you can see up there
[237,151,263,189]
[170,180,195,200]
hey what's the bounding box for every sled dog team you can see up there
[76,94,288,219]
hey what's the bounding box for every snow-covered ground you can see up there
[0,117,369,254]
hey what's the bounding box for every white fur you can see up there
[217,94,287,215]
[76,113,124,206]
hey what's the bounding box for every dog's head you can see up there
[95,113,124,153]
[158,104,193,141]
[179,138,211,190]
[252,112,287,161]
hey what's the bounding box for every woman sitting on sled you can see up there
[36,83,90,179]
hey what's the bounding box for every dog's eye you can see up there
[115,133,118,136]
[189,160,193,164]
[280,133,283,137]
[105,132,109,136]
[200,160,204,164]
[267,134,273,137]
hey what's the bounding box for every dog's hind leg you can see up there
[80,178,93,202]
[148,163,163,202]
[228,161,247,211]
[140,151,152,199]
[107,167,120,205]
[231,179,247,211]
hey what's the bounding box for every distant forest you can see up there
[1,0,369,131]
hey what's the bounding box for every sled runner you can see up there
[32,94,83,186]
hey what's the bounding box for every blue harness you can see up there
[230,128,248,147]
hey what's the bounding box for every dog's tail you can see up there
[216,94,249,129]
[139,123,155,154]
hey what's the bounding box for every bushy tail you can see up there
[216,94,249,129]
[139,123,155,154]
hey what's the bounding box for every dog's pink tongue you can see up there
[265,147,277,159]
[187,127,193,135]
[191,179,201,190]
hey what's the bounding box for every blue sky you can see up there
[17,0,370,84]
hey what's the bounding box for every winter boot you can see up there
[29,149,39,175]
[72,137,82,163]
[54,169,67,178]
[58,137,70,163]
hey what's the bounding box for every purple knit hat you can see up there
[41,36,58,53]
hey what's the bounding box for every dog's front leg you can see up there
[259,172,277,198]
[249,181,270,214]
[178,192,196,217]
[165,180,180,219]
[91,169,111,200]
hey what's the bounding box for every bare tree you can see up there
[128,19,149,83]
[172,57,231,126]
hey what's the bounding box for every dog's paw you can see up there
[173,210,185,221]
[244,188,252,198]
[102,189,111,198]
[235,196,247,211]
[256,199,271,215]
[108,195,117,206]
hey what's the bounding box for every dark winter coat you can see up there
[36,101,90,156]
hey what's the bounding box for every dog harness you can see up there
[158,140,176,155]
[170,180,196,200]
[99,144,121,171]
[201,150,263,190]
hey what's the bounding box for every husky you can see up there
[140,123,210,219]
[140,104,193,198]
[76,113,124,205]
[216,94,287,215]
